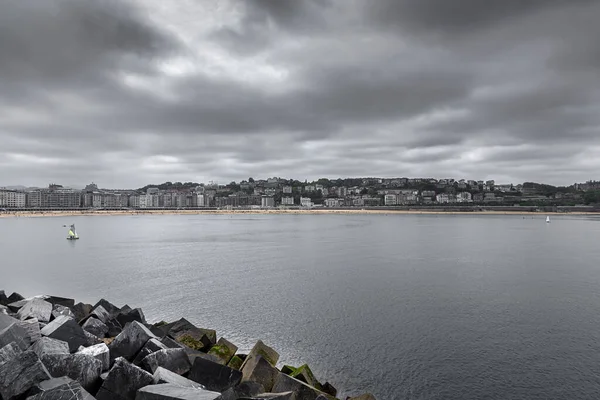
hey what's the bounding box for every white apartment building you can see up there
[0,190,26,208]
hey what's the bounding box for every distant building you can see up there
[473,193,484,203]
[384,194,398,206]
[436,193,456,203]
[128,195,140,208]
[281,197,294,206]
[337,187,348,197]
[261,196,275,208]
[304,185,315,192]
[456,192,472,203]
[282,186,292,194]
[300,197,313,208]
[325,198,343,207]
[315,184,324,192]
[0,190,26,208]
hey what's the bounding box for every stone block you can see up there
[238,393,295,400]
[0,312,20,330]
[161,337,183,349]
[91,305,111,324]
[289,364,321,390]
[218,381,265,400]
[40,316,88,352]
[321,382,337,397]
[188,356,242,393]
[78,342,110,371]
[96,357,153,400]
[106,318,124,337]
[109,320,157,363]
[93,299,121,316]
[133,338,168,366]
[82,317,109,338]
[0,322,32,350]
[241,355,280,392]
[346,394,376,400]
[7,292,25,304]
[116,308,146,327]
[136,383,221,400]
[141,348,191,375]
[28,376,75,396]
[145,323,166,338]
[272,373,330,400]
[17,298,53,323]
[228,355,244,371]
[0,304,7,314]
[27,379,95,400]
[84,329,103,346]
[0,290,7,305]
[0,350,51,399]
[20,317,42,342]
[30,337,70,359]
[153,366,204,388]
[71,302,93,322]
[52,304,76,319]
[0,341,22,364]
[280,365,296,375]
[45,295,76,308]
[165,318,216,348]
[241,341,279,370]
[41,352,103,392]
[208,338,238,365]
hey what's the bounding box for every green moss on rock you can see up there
[153,320,169,327]
[177,334,204,351]
[281,365,297,375]
[227,355,243,370]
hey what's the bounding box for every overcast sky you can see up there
[1,0,599,188]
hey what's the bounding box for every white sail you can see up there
[546,216,550,223]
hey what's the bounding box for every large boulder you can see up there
[109,321,157,363]
[240,341,279,371]
[188,356,242,393]
[78,342,110,371]
[218,382,265,400]
[116,308,146,327]
[136,383,221,400]
[82,317,109,338]
[153,366,204,388]
[17,298,53,323]
[272,373,331,400]
[6,292,25,304]
[45,295,76,308]
[133,338,168,366]
[0,350,51,399]
[287,364,322,391]
[30,337,70,360]
[71,302,93,322]
[106,318,124,337]
[83,329,103,346]
[91,305,111,324]
[41,352,103,392]
[92,299,121,316]
[20,317,42,342]
[27,379,95,400]
[28,376,75,396]
[0,313,19,330]
[208,338,238,365]
[227,355,244,371]
[96,357,154,400]
[0,322,32,350]
[141,348,191,375]
[163,318,216,350]
[241,355,280,392]
[52,304,76,320]
[0,290,7,305]
[40,316,88,352]
[0,341,22,364]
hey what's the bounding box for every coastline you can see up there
[1,209,599,218]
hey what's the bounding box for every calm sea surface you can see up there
[2,214,600,399]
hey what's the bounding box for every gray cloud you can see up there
[1,0,599,188]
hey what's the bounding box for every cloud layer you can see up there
[1,0,599,187]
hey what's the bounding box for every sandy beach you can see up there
[0,209,598,218]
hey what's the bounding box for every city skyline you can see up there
[2,1,599,188]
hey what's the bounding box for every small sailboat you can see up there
[546,216,550,223]
[67,224,79,240]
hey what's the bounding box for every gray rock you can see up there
[30,337,70,359]
[96,357,154,400]
[153,366,204,388]
[161,337,183,349]
[321,382,337,397]
[0,304,8,314]
[238,393,295,400]
[207,338,238,365]
[346,394,377,400]
[188,356,242,393]
[27,379,95,400]
[0,290,7,305]
[133,338,169,366]
[40,316,88,352]
[71,303,93,322]
[272,374,328,400]
[106,318,124,337]
[78,342,110,371]
[141,348,191,375]
[28,376,75,395]
[17,298,53,323]
[45,296,76,308]
[241,341,279,371]
[42,352,103,392]
[241,356,280,392]
[116,308,146,327]
[145,323,166,338]
[83,329,103,346]
[7,292,25,304]
[0,322,32,350]
[217,382,265,400]
[0,341,22,364]
[109,320,157,363]
[136,383,221,400]
[20,317,42,342]
[0,313,20,330]
[91,305,111,324]
[164,318,216,349]
[0,350,51,399]
[92,299,121,316]
[51,304,76,320]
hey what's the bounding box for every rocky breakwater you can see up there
[0,290,376,400]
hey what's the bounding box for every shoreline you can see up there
[1,209,599,218]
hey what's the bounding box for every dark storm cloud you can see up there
[1,0,599,187]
